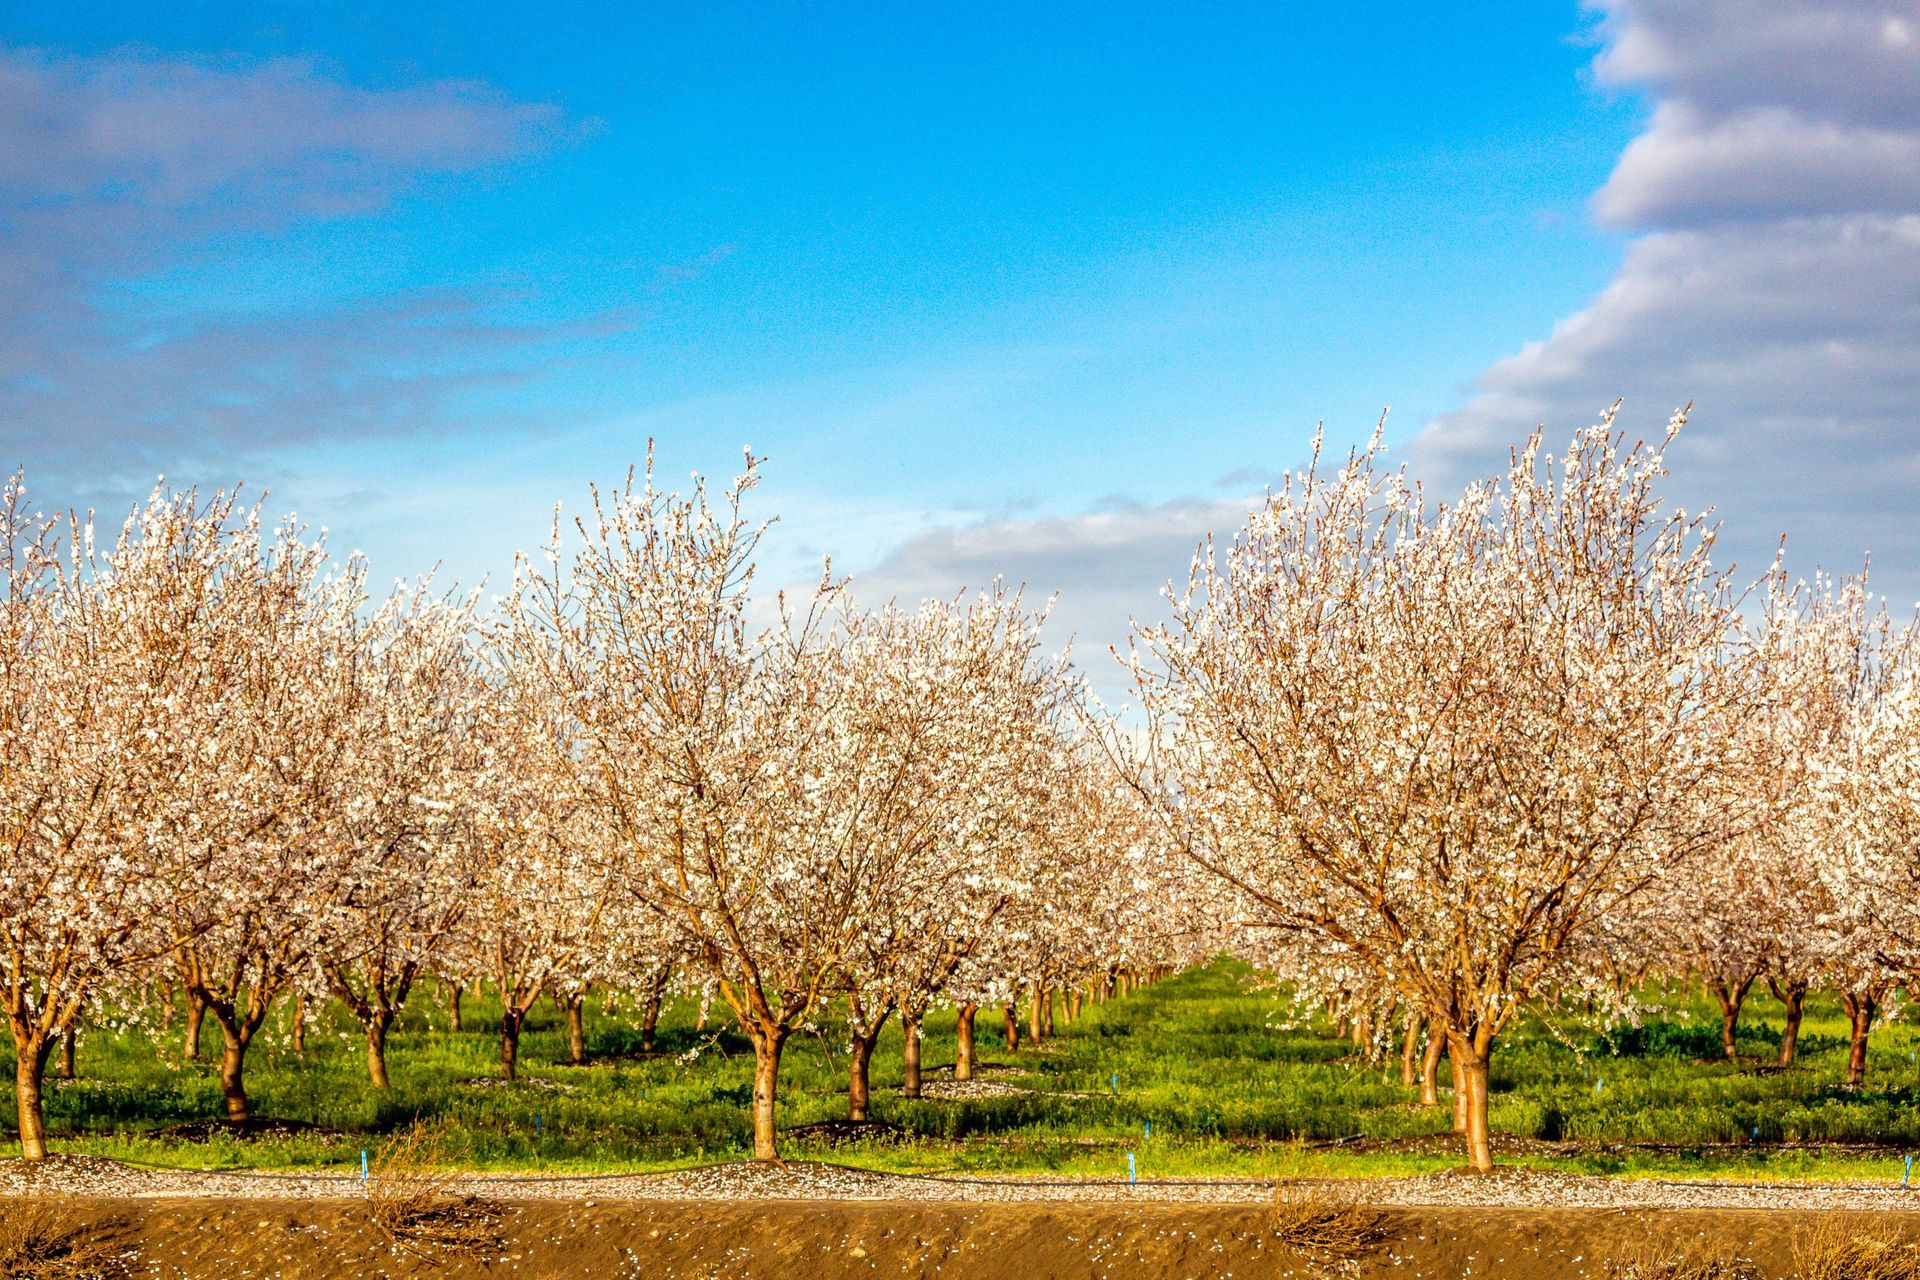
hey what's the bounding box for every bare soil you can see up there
[14,1195,1920,1279]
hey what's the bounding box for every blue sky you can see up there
[2,1,1916,669]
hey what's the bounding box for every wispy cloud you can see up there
[0,43,584,496]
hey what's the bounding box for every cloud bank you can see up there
[1412,0,1920,603]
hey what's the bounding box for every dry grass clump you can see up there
[1269,1183,1391,1263]
[1601,1241,1758,1280]
[1792,1214,1920,1280]
[0,1197,134,1279]
[364,1124,507,1266]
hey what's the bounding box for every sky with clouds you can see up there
[1,1,1914,689]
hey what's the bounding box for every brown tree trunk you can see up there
[1419,1025,1444,1107]
[1041,988,1055,1038]
[290,994,307,1055]
[184,990,206,1061]
[1448,1030,1494,1172]
[1002,1000,1019,1052]
[848,1033,878,1122]
[11,1028,54,1161]
[217,1026,251,1127]
[1027,983,1043,1045]
[565,993,587,1066]
[365,1015,392,1089]
[751,1031,786,1161]
[1706,974,1754,1061]
[1771,978,1806,1067]
[500,1008,523,1081]
[1449,1043,1468,1134]
[1400,1013,1422,1089]
[901,1014,923,1098]
[447,982,464,1033]
[955,1003,978,1080]
[1842,993,1875,1087]
[1066,988,1083,1024]
[641,989,663,1054]
[56,1026,76,1082]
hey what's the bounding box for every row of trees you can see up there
[0,462,1203,1161]
[1120,410,1920,1171]
[5,411,1915,1171]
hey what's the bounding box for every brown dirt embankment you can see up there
[19,1196,1920,1280]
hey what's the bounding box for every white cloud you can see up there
[0,43,578,496]
[847,496,1257,684]
[1413,0,1920,606]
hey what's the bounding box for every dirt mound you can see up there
[4,1197,1917,1279]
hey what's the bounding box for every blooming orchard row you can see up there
[0,460,1204,1162]
[2,413,1916,1169]
[1120,410,1920,1170]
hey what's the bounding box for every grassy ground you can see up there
[24,958,1920,1182]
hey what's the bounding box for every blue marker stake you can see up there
[1110,1073,1119,1095]
[536,1114,543,1137]
[360,1150,369,1184]
[1595,1078,1604,1094]
[1904,1155,1913,1188]
[1127,1152,1136,1185]
[1752,1126,1760,1143]
[1144,1121,1151,1140]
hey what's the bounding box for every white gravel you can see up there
[4,1154,1919,1212]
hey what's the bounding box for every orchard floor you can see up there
[6,1159,1920,1279]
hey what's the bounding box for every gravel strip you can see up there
[4,1155,1919,1211]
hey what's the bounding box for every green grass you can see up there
[23,958,1920,1183]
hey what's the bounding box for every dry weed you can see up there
[364,1124,507,1267]
[1792,1213,1920,1280]
[1269,1182,1391,1264]
[0,1196,134,1279]
[1602,1239,1758,1280]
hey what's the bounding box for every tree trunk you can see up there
[641,989,663,1054]
[1400,1014,1423,1089]
[218,1026,251,1127]
[365,1016,392,1089]
[901,1014,923,1098]
[500,1008,523,1081]
[1449,1030,1494,1172]
[955,1003,978,1080]
[1066,988,1083,1024]
[1449,1043,1468,1135]
[1842,993,1875,1087]
[184,990,206,1061]
[1041,988,1055,1038]
[447,982,464,1033]
[565,993,587,1066]
[290,994,307,1055]
[847,1033,878,1122]
[12,1029,54,1161]
[1771,979,1806,1067]
[56,1026,76,1082]
[1419,1026,1444,1106]
[1027,983,1043,1045]
[1002,1000,1019,1052]
[1706,975,1753,1061]
[751,1032,786,1160]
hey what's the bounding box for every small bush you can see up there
[1793,1214,1920,1280]
[365,1124,508,1265]
[1269,1183,1390,1263]
[0,1197,134,1279]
